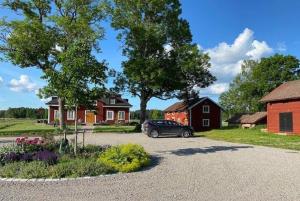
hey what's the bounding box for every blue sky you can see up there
[1,0,300,110]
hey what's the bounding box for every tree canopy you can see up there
[111,0,215,123]
[220,54,300,116]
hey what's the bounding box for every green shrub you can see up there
[49,158,114,178]
[0,161,48,178]
[18,161,48,178]
[98,144,150,173]
[0,162,23,177]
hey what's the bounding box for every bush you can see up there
[133,124,141,132]
[18,161,48,179]
[98,144,150,173]
[0,161,48,178]
[33,150,58,165]
[51,158,114,178]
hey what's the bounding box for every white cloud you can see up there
[276,42,287,52]
[201,28,273,95]
[9,75,39,93]
[206,83,229,95]
[0,76,3,86]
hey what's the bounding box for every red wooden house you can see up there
[164,97,222,132]
[46,94,132,125]
[260,80,300,134]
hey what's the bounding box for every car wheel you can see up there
[182,130,190,138]
[150,129,159,138]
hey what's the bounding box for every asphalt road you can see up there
[1,133,300,201]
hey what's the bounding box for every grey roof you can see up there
[226,113,252,124]
[240,112,267,124]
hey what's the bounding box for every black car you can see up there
[142,120,193,138]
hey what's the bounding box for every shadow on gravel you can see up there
[159,145,253,156]
[140,155,163,172]
[0,140,14,144]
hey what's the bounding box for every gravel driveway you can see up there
[1,133,300,201]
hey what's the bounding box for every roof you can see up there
[46,95,132,107]
[260,80,300,103]
[226,113,252,124]
[164,97,221,112]
[240,112,267,124]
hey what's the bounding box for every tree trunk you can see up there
[139,97,148,125]
[58,97,65,130]
[74,105,78,155]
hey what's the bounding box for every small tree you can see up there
[0,0,108,130]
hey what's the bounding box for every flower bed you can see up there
[0,137,151,179]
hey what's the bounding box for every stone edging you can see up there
[0,172,126,182]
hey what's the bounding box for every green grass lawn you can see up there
[196,127,300,151]
[0,119,56,136]
[93,125,136,133]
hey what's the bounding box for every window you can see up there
[67,110,75,120]
[54,110,60,119]
[203,105,210,113]
[106,110,114,120]
[118,111,125,120]
[110,99,116,104]
[203,119,210,127]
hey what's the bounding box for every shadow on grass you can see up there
[158,145,253,156]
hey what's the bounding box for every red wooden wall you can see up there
[164,99,221,132]
[267,99,300,134]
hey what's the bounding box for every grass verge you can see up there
[196,127,300,151]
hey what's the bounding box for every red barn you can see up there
[260,80,300,134]
[164,97,222,132]
[46,94,131,125]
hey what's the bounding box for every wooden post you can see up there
[82,129,85,149]
[74,105,78,155]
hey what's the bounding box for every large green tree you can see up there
[111,0,215,124]
[172,44,216,101]
[0,0,108,129]
[220,54,300,116]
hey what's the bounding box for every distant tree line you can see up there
[130,110,164,121]
[0,108,48,119]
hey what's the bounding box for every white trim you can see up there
[118,111,125,120]
[106,110,114,121]
[188,97,222,110]
[203,119,210,127]
[203,105,210,113]
[129,111,131,122]
[67,110,75,120]
[54,110,60,119]
[103,106,131,108]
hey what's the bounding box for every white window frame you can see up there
[106,110,114,120]
[118,111,125,120]
[67,110,75,120]
[54,110,60,119]
[110,99,116,104]
[203,119,210,127]
[203,105,210,113]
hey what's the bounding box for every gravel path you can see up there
[1,133,300,201]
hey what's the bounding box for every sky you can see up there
[1,0,300,110]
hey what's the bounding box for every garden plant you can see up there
[0,137,150,179]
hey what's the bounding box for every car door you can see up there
[169,121,182,135]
